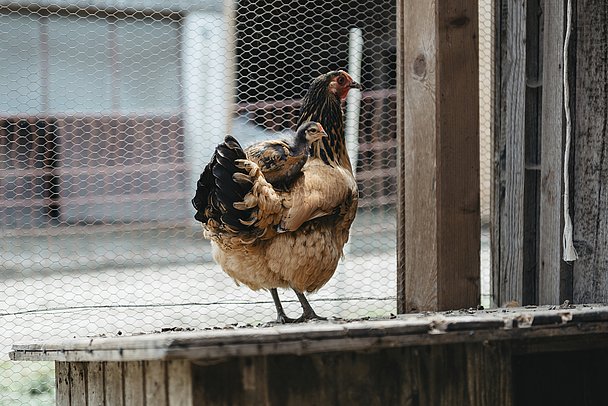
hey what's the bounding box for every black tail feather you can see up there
[192,136,256,231]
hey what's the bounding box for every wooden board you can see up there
[124,361,145,406]
[69,362,87,406]
[191,342,513,406]
[399,0,480,312]
[573,0,608,303]
[493,0,527,306]
[87,362,105,406]
[539,0,568,304]
[56,362,70,406]
[11,306,608,363]
[104,362,124,406]
[168,360,193,406]
[145,360,167,406]
[53,359,192,406]
[400,0,438,312]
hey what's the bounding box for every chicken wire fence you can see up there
[0,0,493,402]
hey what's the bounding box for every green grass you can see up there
[0,361,54,406]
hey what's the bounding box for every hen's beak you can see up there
[349,80,363,90]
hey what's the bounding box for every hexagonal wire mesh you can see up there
[0,1,493,402]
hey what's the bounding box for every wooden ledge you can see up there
[10,305,608,362]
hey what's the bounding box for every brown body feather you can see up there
[192,70,361,320]
[207,157,357,292]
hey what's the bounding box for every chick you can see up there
[245,121,327,191]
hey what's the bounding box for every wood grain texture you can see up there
[396,0,407,314]
[104,362,124,406]
[56,361,70,406]
[521,0,542,306]
[436,0,480,310]
[145,360,167,406]
[124,361,145,406]
[573,0,608,303]
[401,0,480,312]
[539,0,568,305]
[493,0,527,306]
[192,343,512,406]
[69,362,87,406]
[402,0,438,312]
[168,360,193,406]
[12,306,608,363]
[87,362,105,406]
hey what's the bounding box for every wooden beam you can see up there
[398,0,480,312]
[493,0,527,306]
[573,0,608,303]
[538,0,568,305]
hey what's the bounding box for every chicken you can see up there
[245,121,327,191]
[192,70,361,323]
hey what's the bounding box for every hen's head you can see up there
[313,70,362,101]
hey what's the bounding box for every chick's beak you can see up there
[317,125,328,138]
[349,80,363,90]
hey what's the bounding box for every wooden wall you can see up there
[494,0,608,305]
[572,0,608,303]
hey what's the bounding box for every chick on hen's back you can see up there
[245,122,327,191]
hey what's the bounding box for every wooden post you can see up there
[573,0,608,303]
[397,0,480,312]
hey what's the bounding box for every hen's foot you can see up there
[294,310,327,323]
[270,288,296,324]
[293,289,326,323]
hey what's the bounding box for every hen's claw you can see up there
[293,289,326,322]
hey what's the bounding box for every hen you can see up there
[192,70,361,323]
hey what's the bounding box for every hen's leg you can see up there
[270,288,295,323]
[294,290,326,322]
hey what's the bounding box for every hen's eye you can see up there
[337,76,346,85]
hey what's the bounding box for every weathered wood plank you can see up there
[573,0,608,303]
[87,362,105,406]
[539,0,568,305]
[465,342,513,405]
[493,0,527,306]
[12,306,608,363]
[402,0,438,312]
[401,0,480,312]
[104,362,124,406]
[145,360,167,406]
[124,361,145,406]
[522,0,542,306]
[436,0,481,310]
[168,360,193,406]
[193,343,512,406]
[56,361,70,406]
[69,362,87,406]
[395,0,407,315]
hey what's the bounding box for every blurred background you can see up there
[0,0,493,403]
